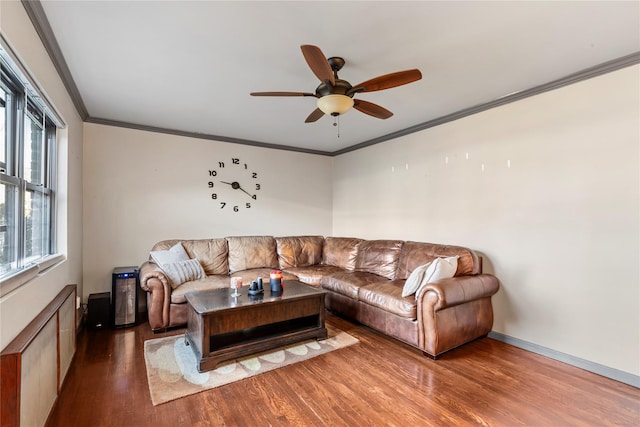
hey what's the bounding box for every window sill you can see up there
[0,254,66,297]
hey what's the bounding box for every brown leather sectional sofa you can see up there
[140,235,499,358]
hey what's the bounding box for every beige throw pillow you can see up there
[150,242,206,288]
[401,262,432,297]
[161,258,206,289]
[150,242,190,266]
[414,256,459,298]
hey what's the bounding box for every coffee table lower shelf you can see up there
[185,322,327,373]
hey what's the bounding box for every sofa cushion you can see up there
[359,281,417,319]
[322,237,363,271]
[395,241,480,279]
[321,271,384,299]
[275,236,324,269]
[354,240,404,280]
[181,239,229,275]
[284,265,344,286]
[226,236,279,274]
[170,275,230,304]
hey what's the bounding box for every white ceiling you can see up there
[38,1,639,154]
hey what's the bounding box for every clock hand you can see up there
[221,181,241,190]
[238,186,253,199]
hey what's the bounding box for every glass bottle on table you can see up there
[230,277,242,297]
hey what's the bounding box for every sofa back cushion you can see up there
[275,236,324,269]
[354,240,404,280]
[226,236,279,274]
[150,239,229,275]
[322,237,363,271]
[395,241,480,279]
[182,239,229,275]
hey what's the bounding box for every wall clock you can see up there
[207,157,261,212]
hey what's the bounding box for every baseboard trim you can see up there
[488,332,639,388]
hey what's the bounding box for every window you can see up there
[0,60,57,280]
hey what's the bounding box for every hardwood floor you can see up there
[46,314,639,426]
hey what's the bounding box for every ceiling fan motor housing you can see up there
[316,79,353,97]
[316,57,355,116]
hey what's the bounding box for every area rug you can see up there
[144,327,359,405]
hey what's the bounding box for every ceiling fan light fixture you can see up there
[317,94,354,116]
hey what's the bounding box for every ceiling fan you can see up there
[250,45,422,123]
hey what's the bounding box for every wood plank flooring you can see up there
[46,314,639,426]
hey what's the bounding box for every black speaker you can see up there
[87,292,110,329]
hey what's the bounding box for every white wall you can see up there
[0,1,84,350]
[82,123,332,298]
[332,66,640,376]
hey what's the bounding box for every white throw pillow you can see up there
[150,242,190,266]
[401,262,432,297]
[150,243,205,288]
[414,256,459,299]
[161,258,206,289]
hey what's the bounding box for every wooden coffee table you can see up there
[184,280,327,372]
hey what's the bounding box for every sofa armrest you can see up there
[416,274,499,311]
[139,261,172,330]
[416,274,499,357]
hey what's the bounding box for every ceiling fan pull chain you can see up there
[334,116,341,138]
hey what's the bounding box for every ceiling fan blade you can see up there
[305,108,325,123]
[351,69,422,93]
[300,45,335,86]
[250,91,317,97]
[353,99,393,119]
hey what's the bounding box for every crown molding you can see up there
[85,117,334,156]
[21,0,89,120]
